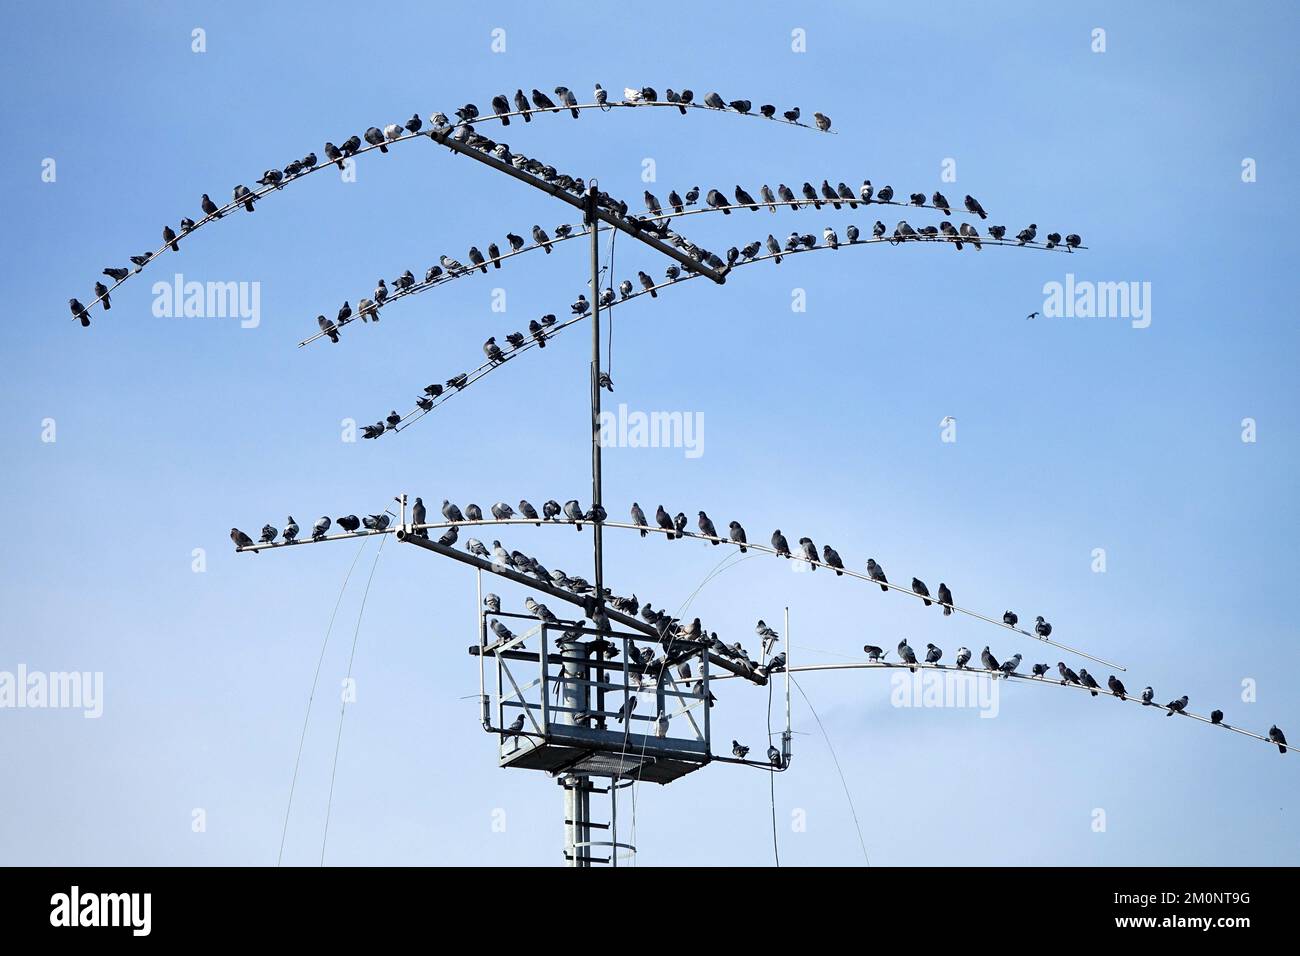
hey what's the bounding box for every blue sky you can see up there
[1,0,1297,866]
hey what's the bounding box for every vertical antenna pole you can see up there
[587,186,606,610]
[783,606,792,764]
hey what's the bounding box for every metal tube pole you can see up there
[588,186,605,621]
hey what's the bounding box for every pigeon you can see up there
[1079,669,1100,697]
[563,500,584,529]
[798,537,818,568]
[490,501,515,520]
[866,558,888,591]
[897,640,918,672]
[483,337,505,365]
[531,89,559,112]
[1269,725,1287,753]
[999,654,1022,678]
[162,225,180,252]
[69,298,91,327]
[964,194,987,219]
[465,504,483,521]
[846,224,859,243]
[801,181,822,210]
[822,545,844,575]
[1209,709,1224,725]
[1016,224,1037,245]
[771,530,791,557]
[554,86,579,118]
[1066,234,1082,251]
[732,740,750,759]
[821,180,841,209]
[535,500,559,523]
[102,266,130,282]
[813,112,831,132]
[628,502,649,536]
[1031,663,1050,678]
[765,234,783,263]
[931,191,951,215]
[233,185,256,212]
[532,225,552,253]
[571,294,589,315]
[437,525,458,547]
[503,713,525,741]
[706,189,731,214]
[130,254,150,271]
[616,696,638,724]
[1165,695,1188,717]
[988,225,1007,240]
[735,185,759,211]
[936,583,953,615]
[655,506,675,537]
[283,517,300,542]
[386,410,400,429]
[441,500,464,523]
[1045,232,1061,250]
[1107,676,1127,698]
[1034,616,1052,639]
[638,271,657,297]
[824,227,839,249]
[768,746,784,769]
[336,515,361,532]
[673,512,688,538]
[863,645,886,662]
[362,514,390,532]
[1141,687,1155,706]
[258,524,278,544]
[519,500,540,525]
[317,315,339,343]
[940,221,963,249]
[728,521,748,552]
[912,578,932,606]
[200,193,224,219]
[468,246,487,274]
[783,106,800,122]
[491,94,511,126]
[960,223,983,250]
[697,511,719,542]
[312,516,331,540]
[980,646,999,671]
[230,528,255,550]
[466,538,490,559]
[1003,610,1019,628]
[876,185,895,203]
[925,643,943,664]
[1058,663,1080,686]
[872,220,886,238]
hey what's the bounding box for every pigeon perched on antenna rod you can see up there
[863,645,886,662]
[866,559,888,591]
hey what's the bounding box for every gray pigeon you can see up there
[312,516,331,540]
[616,696,638,723]
[936,583,953,615]
[1107,676,1127,698]
[980,647,999,671]
[630,502,648,536]
[563,500,584,529]
[866,559,888,591]
[912,578,932,606]
[729,521,748,552]
[999,653,1022,678]
[924,643,942,664]
[897,640,918,672]
[483,593,501,613]
[442,500,464,523]
[771,530,791,557]
[1034,616,1052,638]
[822,545,844,575]
[519,500,540,525]
[491,501,515,520]
[863,645,886,662]
[1141,686,1155,706]
[732,740,750,759]
[1058,663,1080,686]
[1031,663,1050,678]
[1269,725,1287,754]
[1079,669,1100,697]
[955,646,972,669]
[230,528,255,551]
[798,537,818,568]
[697,511,719,543]
[1165,695,1188,716]
[283,517,299,542]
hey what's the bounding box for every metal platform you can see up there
[477,611,713,785]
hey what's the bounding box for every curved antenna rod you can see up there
[375,232,1081,434]
[298,196,1084,348]
[711,660,1291,755]
[235,512,1117,669]
[73,98,826,319]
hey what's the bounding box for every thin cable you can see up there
[277,535,370,866]
[319,531,388,866]
[790,675,870,865]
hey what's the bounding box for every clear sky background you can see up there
[1,1,1297,866]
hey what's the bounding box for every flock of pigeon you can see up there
[230,502,1291,757]
[67,84,831,329]
[863,639,1289,755]
[310,179,1083,350]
